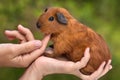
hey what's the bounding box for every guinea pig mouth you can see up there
[40,29,51,35]
[51,34,55,38]
[41,31,53,39]
[40,29,57,39]
[51,33,59,39]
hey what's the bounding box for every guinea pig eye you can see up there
[48,16,54,21]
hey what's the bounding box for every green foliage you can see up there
[0,0,120,80]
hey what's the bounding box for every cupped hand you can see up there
[20,47,112,80]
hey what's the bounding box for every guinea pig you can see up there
[36,7,111,75]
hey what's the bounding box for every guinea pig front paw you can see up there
[44,47,55,57]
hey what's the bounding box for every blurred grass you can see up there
[0,0,120,80]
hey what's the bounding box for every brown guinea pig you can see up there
[36,7,111,75]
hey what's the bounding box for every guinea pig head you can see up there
[36,7,73,37]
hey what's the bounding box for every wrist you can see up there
[19,64,43,80]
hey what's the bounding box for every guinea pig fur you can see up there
[36,7,111,75]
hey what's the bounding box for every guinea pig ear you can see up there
[56,12,68,25]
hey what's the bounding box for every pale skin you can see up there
[0,25,50,67]
[19,50,112,80]
[1,25,112,80]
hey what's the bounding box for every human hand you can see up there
[19,48,112,80]
[74,60,112,80]
[0,25,50,67]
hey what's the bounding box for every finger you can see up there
[5,36,15,40]
[40,34,51,53]
[75,48,90,69]
[67,48,90,79]
[17,24,34,41]
[97,65,112,79]
[13,40,42,56]
[90,61,106,79]
[4,30,26,42]
[97,60,112,79]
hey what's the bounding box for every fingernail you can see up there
[35,40,42,48]
[4,30,12,35]
[109,60,112,63]
[85,48,90,55]
[86,47,90,52]
[5,30,11,33]
[109,65,112,70]
[18,24,23,29]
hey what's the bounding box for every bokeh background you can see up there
[0,0,120,80]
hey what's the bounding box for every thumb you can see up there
[39,34,51,53]
[14,40,42,55]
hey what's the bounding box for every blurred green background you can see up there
[0,0,120,80]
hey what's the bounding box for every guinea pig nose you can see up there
[36,22,41,28]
